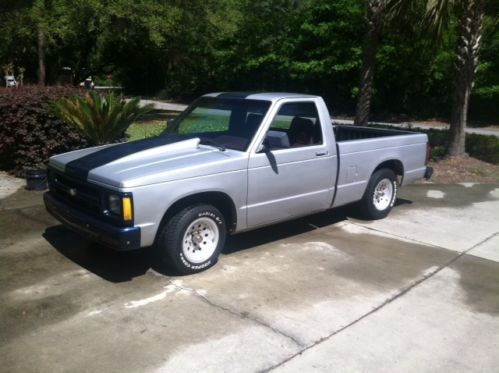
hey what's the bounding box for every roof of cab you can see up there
[202,92,319,101]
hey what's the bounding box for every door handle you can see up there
[315,151,328,157]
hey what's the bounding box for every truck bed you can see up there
[333,125,415,142]
[331,125,428,209]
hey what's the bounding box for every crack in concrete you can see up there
[263,230,499,372]
[166,280,305,348]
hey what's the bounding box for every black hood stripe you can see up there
[65,134,190,180]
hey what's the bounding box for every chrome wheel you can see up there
[372,178,394,211]
[182,217,219,264]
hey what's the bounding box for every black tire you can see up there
[157,204,226,275]
[358,168,398,220]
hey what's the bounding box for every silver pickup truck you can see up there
[44,92,432,273]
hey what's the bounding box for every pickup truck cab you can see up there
[44,92,432,273]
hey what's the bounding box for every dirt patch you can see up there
[420,156,499,184]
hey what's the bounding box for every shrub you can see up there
[0,85,88,176]
[469,86,499,125]
[54,92,153,145]
[466,134,499,164]
[371,124,499,164]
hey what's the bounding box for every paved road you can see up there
[139,99,499,138]
[334,118,499,137]
[1,180,498,372]
[140,99,187,112]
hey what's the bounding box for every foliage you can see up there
[0,0,498,123]
[372,125,499,164]
[55,92,153,145]
[0,85,87,175]
[465,133,499,164]
[470,13,499,124]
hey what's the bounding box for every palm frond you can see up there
[424,0,454,42]
[54,92,153,145]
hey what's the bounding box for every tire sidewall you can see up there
[164,205,226,274]
[364,169,398,219]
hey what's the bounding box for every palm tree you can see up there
[355,0,487,158]
[353,0,418,126]
[444,0,486,156]
[416,0,487,157]
[354,0,387,127]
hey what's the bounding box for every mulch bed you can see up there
[420,156,499,184]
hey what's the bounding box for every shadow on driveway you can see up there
[42,203,378,283]
[43,226,164,282]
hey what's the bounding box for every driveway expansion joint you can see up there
[166,280,305,348]
[348,220,454,251]
[464,231,499,255]
[263,229,499,372]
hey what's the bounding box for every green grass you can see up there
[178,113,229,134]
[126,114,292,142]
[126,110,178,141]
[127,121,167,141]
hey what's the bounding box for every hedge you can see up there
[0,86,88,176]
[371,125,499,164]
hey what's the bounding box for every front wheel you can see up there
[358,169,398,220]
[157,204,226,274]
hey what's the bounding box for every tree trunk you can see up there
[37,27,46,86]
[354,1,384,126]
[448,0,485,157]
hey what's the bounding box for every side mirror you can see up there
[256,142,266,153]
[165,118,177,134]
[264,131,290,150]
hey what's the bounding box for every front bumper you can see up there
[424,166,434,180]
[44,192,141,250]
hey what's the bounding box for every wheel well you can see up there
[159,192,237,235]
[373,160,404,182]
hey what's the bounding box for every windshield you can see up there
[167,97,271,151]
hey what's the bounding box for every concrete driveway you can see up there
[1,183,498,373]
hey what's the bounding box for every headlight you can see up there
[108,195,122,215]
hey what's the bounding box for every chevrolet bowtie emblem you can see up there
[69,188,77,197]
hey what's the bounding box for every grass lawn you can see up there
[126,110,177,141]
[127,121,167,141]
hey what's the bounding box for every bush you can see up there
[469,86,499,125]
[466,134,499,164]
[55,92,153,145]
[424,129,499,164]
[371,125,499,164]
[0,85,88,176]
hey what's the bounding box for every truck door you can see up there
[246,100,336,228]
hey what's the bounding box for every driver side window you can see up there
[265,102,322,150]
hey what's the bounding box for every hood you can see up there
[49,136,246,189]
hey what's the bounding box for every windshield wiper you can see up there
[199,138,226,152]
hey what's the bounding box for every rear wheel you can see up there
[157,204,226,274]
[358,169,398,220]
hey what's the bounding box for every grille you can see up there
[48,169,102,217]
